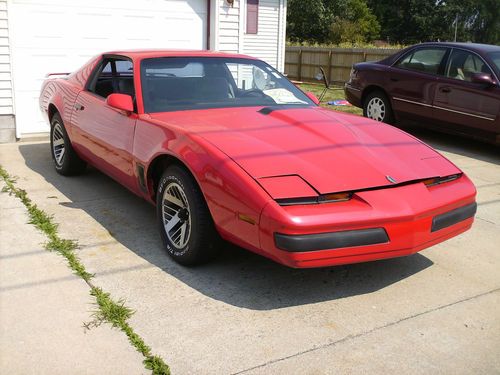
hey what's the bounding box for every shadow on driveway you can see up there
[19,142,437,310]
[400,125,500,165]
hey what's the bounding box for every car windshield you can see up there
[487,51,500,75]
[140,57,314,113]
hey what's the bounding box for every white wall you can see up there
[217,0,241,54]
[242,0,285,71]
[211,0,286,72]
[0,0,13,116]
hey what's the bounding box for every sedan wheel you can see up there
[363,91,394,124]
[366,97,386,122]
[156,165,220,265]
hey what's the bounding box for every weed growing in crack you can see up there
[1,165,170,375]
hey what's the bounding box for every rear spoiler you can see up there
[45,72,70,78]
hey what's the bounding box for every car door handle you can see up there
[440,87,451,93]
[74,103,85,111]
[390,77,399,82]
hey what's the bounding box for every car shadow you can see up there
[399,125,500,165]
[19,142,435,310]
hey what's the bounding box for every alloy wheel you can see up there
[162,182,192,249]
[52,122,66,166]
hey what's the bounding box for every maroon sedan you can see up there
[345,42,500,145]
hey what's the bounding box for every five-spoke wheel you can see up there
[156,165,219,265]
[162,182,192,249]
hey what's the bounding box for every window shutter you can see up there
[247,0,259,34]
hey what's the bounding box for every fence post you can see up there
[327,50,332,84]
[363,51,367,62]
[297,48,303,81]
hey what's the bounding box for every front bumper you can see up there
[258,175,477,268]
[275,228,389,252]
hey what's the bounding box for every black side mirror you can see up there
[471,72,496,86]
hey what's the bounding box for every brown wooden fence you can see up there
[285,46,401,85]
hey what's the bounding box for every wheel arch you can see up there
[146,153,200,203]
[48,103,60,123]
[361,85,391,107]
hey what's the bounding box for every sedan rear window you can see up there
[140,57,314,113]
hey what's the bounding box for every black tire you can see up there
[50,113,87,175]
[363,90,394,124]
[156,165,220,266]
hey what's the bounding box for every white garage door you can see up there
[9,0,207,137]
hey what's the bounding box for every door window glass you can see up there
[395,48,447,75]
[89,59,134,99]
[446,49,493,81]
[488,51,500,72]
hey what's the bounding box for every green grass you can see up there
[298,82,363,116]
[0,165,170,375]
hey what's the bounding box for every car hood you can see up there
[150,107,460,195]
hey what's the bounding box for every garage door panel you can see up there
[9,0,207,136]
[13,0,207,12]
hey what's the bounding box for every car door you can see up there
[71,57,138,190]
[433,48,500,138]
[388,47,449,122]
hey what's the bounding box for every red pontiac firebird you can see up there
[40,50,477,268]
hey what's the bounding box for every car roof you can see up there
[415,42,500,54]
[102,49,258,60]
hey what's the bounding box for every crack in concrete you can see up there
[232,287,500,374]
[476,216,497,225]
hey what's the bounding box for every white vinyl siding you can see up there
[0,0,13,115]
[217,0,241,54]
[242,0,284,71]
[214,0,286,72]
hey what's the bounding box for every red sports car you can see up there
[40,50,477,268]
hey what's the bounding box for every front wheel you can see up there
[363,91,394,124]
[156,165,220,266]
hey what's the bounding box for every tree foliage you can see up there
[287,0,380,44]
[329,0,380,44]
[287,0,500,45]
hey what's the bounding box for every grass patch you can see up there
[0,165,170,375]
[298,83,364,116]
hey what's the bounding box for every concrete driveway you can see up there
[1,127,499,374]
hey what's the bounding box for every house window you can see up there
[246,0,259,34]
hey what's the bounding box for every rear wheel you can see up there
[363,91,394,124]
[50,113,86,175]
[156,165,220,265]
